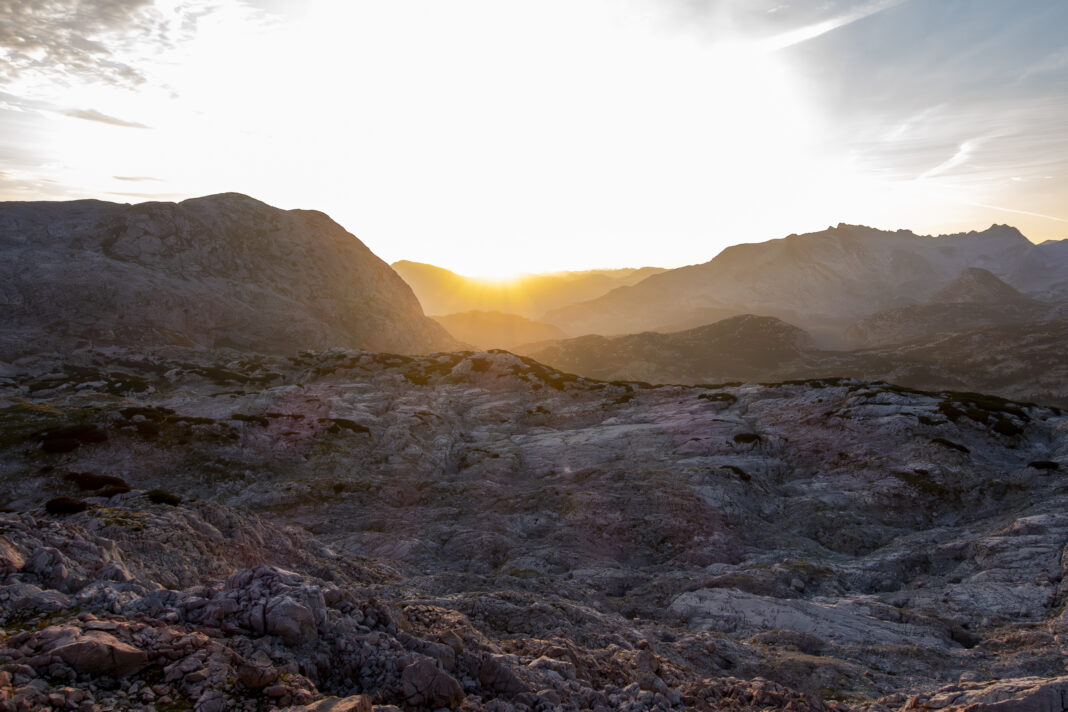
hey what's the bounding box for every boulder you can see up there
[265,596,318,646]
[50,632,148,677]
[282,696,372,712]
[401,658,464,709]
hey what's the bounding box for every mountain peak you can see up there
[930,267,1029,304]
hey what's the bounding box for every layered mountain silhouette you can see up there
[846,267,1053,347]
[541,224,1068,343]
[0,194,458,357]
[431,310,567,350]
[392,260,664,320]
[520,313,1068,406]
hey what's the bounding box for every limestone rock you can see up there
[401,658,464,709]
[49,632,149,677]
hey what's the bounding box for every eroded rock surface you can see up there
[0,347,1066,710]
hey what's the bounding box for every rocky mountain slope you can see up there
[845,269,1054,347]
[520,314,1068,407]
[0,348,1066,710]
[0,194,458,358]
[543,225,1068,342]
[519,315,814,383]
[432,311,568,351]
[392,262,664,321]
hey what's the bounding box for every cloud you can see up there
[964,202,1068,224]
[761,0,909,51]
[113,175,161,182]
[105,190,189,200]
[0,0,217,88]
[918,138,984,180]
[64,108,150,128]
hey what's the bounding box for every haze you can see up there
[1,0,1066,277]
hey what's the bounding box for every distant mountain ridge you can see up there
[846,268,1052,347]
[542,224,1068,342]
[431,310,567,350]
[392,260,665,322]
[519,312,1068,406]
[0,193,458,357]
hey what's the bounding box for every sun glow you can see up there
[5,1,1064,274]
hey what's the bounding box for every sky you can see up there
[1,0,1066,278]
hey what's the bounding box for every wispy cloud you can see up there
[964,201,1068,224]
[64,108,150,128]
[113,175,161,182]
[761,0,909,51]
[919,138,985,180]
[105,190,188,200]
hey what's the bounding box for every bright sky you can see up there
[1,0,1066,277]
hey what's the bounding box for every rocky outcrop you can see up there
[0,194,458,357]
[1,347,1067,710]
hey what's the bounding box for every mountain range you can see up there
[539,223,1068,344]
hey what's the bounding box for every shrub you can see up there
[733,433,762,445]
[146,489,181,506]
[64,472,128,491]
[45,497,89,515]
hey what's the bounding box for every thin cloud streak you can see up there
[64,108,150,128]
[965,202,1068,224]
[761,0,909,51]
[919,138,985,180]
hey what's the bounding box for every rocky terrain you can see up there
[432,312,568,351]
[391,262,664,322]
[520,314,1068,407]
[542,224,1068,342]
[1,346,1067,711]
[0,195,458,358]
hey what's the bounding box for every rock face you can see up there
[0,194,458,357]
[543,224,1068,341]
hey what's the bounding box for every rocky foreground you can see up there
[1,348,1067,711]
